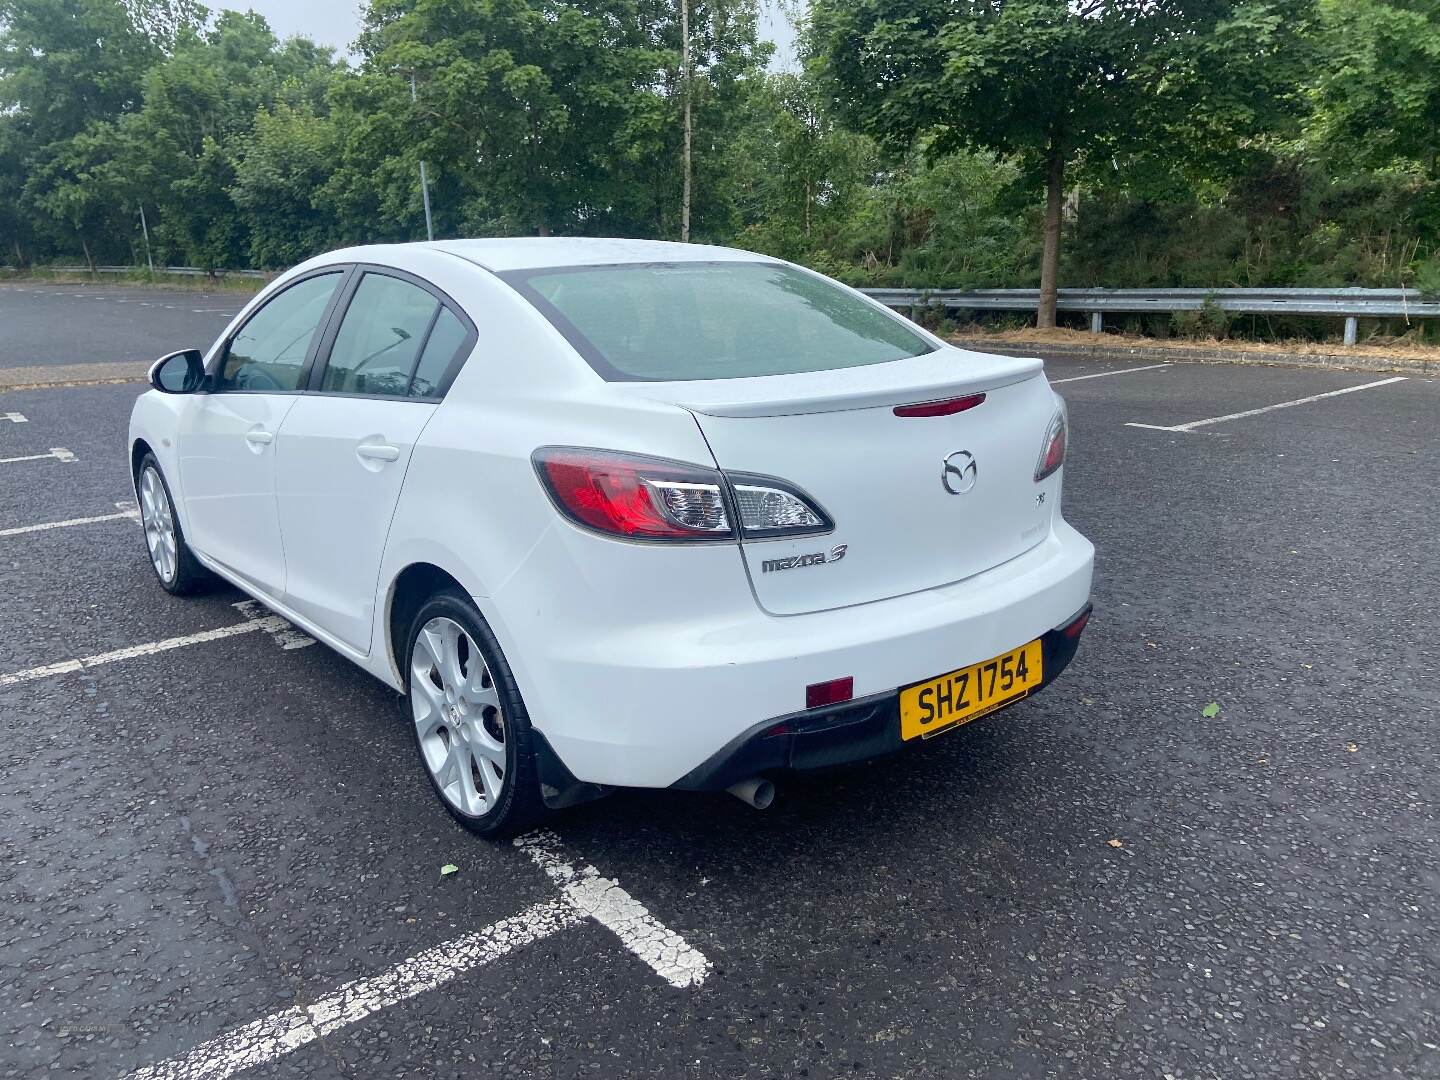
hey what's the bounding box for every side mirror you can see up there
[149,349,206,394]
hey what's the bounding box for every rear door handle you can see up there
[244,429,274,446]
[356,443,401,463]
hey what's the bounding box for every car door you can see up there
[273,267,477,652]
[177,269,347,597]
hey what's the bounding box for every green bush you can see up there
[1170,295,1232,339]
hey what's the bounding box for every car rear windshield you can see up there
[501,261,933,382]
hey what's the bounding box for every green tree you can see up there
[169,135,246,271]
[1310,0,1440,179]
[231,105,342,267]
[0,118,34,265]
[729,71,878,263]
[0,0,161,145]
[811,0,1317,326]
[336,0,765,240]
[23,122,140,267]
[126,10,339,266]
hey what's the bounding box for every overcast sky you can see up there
[235,1,799,69]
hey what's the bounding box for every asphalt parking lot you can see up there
[2,282,1438,1079]
[0,283,245,369]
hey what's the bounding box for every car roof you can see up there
[421,237,777,273]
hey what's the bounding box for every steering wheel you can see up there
[233,364,285,392]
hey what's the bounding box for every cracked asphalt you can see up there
[1,283,1438,1078]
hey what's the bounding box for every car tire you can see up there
[403,590,547,838]
[136,454,213,596]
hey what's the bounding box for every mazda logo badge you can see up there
[942,450,977,494]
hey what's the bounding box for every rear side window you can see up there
[409,308,469,398]
[217,272,342,392]
[502,261,932,382]
[323,274,441,397]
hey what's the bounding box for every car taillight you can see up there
[533,449,834,542]
[1034,406,1067,481]
[729,475,831,538]
[534,448,734,540]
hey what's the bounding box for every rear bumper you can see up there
[670,603,1092,791]
[482,518,1095,790]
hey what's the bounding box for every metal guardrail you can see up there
[42,264,272,279]
[23,271,1439,346]
[861,287,1440,345]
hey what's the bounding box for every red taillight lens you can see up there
[894,393,986,418]
[534,447,735,541]
[805,676,854,710]
[1034,408,1067,481]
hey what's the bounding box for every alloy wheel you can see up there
[139,466,178,583]
[411,616,507,817]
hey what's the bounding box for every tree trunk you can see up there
[80,234,95,274]
[1037,146,1065,329]
[680,0,692,243]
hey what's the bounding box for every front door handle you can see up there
[356,443,401,463]
[244,428,274,446]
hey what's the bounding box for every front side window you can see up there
[501,261,933,382]
[322,273,441,397]
[216,272,342,392]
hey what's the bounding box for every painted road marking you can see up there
[0,619,283,688]
[1052,363,1171,384]
[1125,375,1409,432]
[231,599,315,650]
[0,501,138,538]
[0,604,316,685]
[124,833,709,1080]
[0,447,75,465]
[123,899,584,1080]
[2,411,26,423]
[0,601,315,687]
[517,830,712,988]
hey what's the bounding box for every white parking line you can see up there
[0,501,137,538]
[124,832,710,1080]
[0,447,75,465]
[231,599,315,650]
[0,597,324,686]
[1125,376,1408,432]
[0,619,285,688]
[2,411,26,423]
[517,831,712,988]
[1052,363,1171,384]
[123,899,584,1080]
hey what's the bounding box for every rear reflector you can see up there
[894,393,986,418]
[806,676,854,710]
[1061,607,1092,639]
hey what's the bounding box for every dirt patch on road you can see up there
[0,361,149,391]
[948,328,1438,375]
[952,326,1440,364]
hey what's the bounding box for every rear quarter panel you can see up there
[369,256,726,689]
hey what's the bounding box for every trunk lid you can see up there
[624,348,1061,615]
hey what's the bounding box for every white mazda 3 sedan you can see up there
[129,238,1094,835]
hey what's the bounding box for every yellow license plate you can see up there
[899,640,1043,741]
